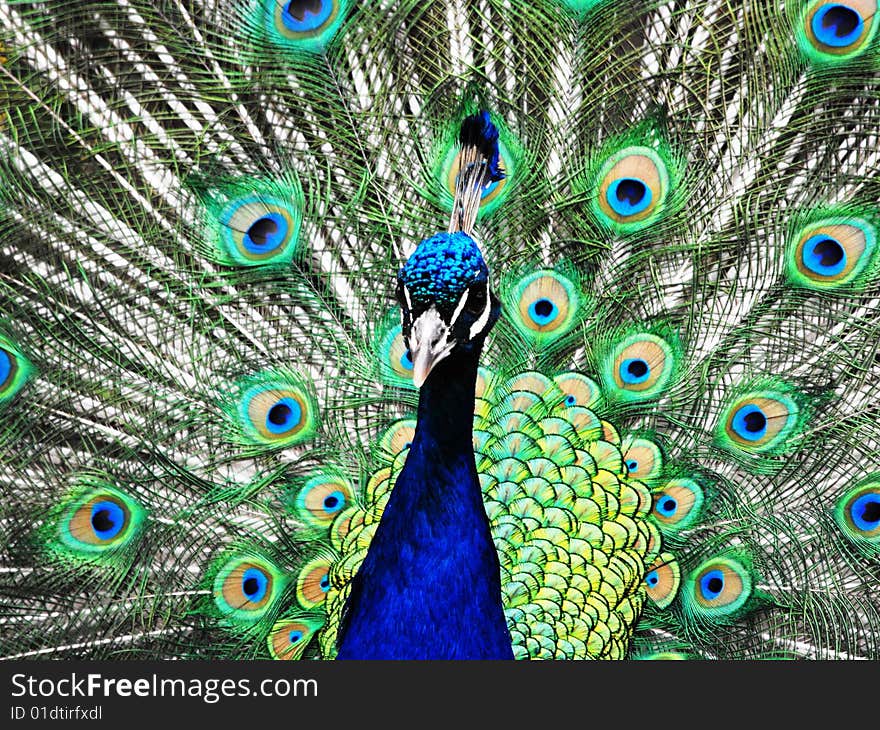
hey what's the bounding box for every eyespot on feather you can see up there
[503,371,555,399]
[295,473,355,529]
[225,370,318,450]
[438,138,512,217]
[683,556,753,620]
[796,1,878,62]
[296,557,333,609]
[377,321,415,387]
[58,486,146,555]
[503,270,583,349]
[718,390,802,454]
[593,146,669,231]
[651,478,704,531]
[0,338,33,406]
[601,331,679,402]
[644,553,681,609]
[250,0,350,54]
[377,419,417,459]
[554,372,602,410]
[621,436,664,482]
[220,196,300,264]
[835,477,880,549]
[212,555,285,622]
[788,217,877,289]
[268,617,324,660]
[202,177,304,267]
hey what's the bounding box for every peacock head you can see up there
[397,231,500,388]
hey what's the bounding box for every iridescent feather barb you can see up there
[0,0,879,661]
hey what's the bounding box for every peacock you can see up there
[1,0,879,661]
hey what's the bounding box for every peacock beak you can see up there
[408,307,456,388]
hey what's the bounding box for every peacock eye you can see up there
[268,618,323,660]
[644,553,681,609]
[464,282,488,315]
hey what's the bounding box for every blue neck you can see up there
[336,346,513,659]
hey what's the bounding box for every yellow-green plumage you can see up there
[321,367,662,659]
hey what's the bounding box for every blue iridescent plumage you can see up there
[335,346,512,658]
[338,232,509,659]
[399,232,489,308]
[458,110,506,185]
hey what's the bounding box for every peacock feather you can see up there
[1,0,880,661]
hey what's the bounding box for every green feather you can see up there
[196,174,305,267]
[0,335,33,407]
[42,478,147,565]
[680,553,758,624]
[2,0,880,663]
[220,369,320,451]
